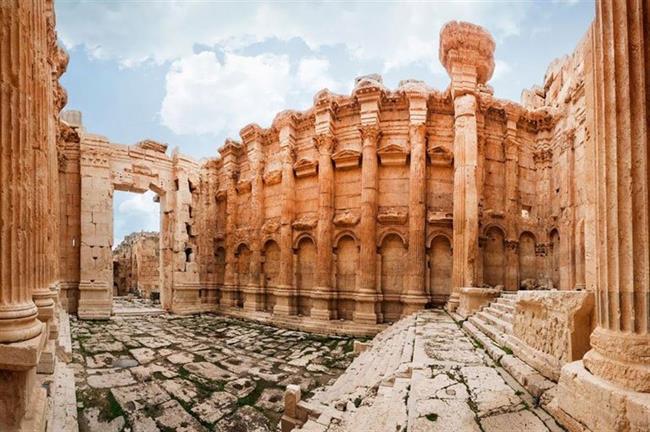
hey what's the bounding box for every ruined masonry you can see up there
[0,1,649,431]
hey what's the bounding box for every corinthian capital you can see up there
[359,124,382,142]
[409,123,427,141]
[314,133,336,156]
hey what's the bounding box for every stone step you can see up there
[496,297,515,307]
[491,302,514,315]
[475,310,513,334]
[468,315,509,347]
[482,306,513,324]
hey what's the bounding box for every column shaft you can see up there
[274,145,296,315]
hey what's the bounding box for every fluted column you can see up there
[0,1,56,429]
[402,123,428,313]
[273,113,297,316]
[439,21,495,312]
[582,0,650,391]
[311,133,335,320]
[354,125,381,323]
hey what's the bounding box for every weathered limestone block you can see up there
[508,290,594,381]
[456,287,501,318]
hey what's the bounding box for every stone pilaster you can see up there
[241,125,265,312]
[0,1,58,429]
[311,133,336,320]
[439,21,495,312]
[504,106,520,291]
[550,3,650,431]
[219,139,242,308]
[402,121,428,313]
[273,112,298,316]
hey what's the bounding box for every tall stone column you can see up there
[273,112,298,316]
[503,106,521,291]
[354,124,381,323]
[219,140,241,308]
[0,1,57,429]
[550,3,650,431]
[402,122,428,313]
[439,21,495,312]
[241,125,265,312]
[311,133,335,320]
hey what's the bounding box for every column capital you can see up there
[359,124,382,142]
[314,133,336,156]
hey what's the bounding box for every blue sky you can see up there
[55,0,595,245]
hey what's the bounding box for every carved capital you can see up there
[314,133,336,156]
[359,125,382,142]
[409,123,427,142]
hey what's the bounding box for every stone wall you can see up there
[58,20,597,329]
[112,232,160,299]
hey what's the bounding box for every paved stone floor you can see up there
[296,310,563,432]
[70,308,357,432]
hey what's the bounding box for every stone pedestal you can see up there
[456,287,501,318]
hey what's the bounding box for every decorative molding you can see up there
[378,206,408,225]
[427,144,454,166]
[292,215,318,231]
[377,143,409,166]
[293,158,318,178]
[262,218,280,234]
[332,149,361,170]
[427,210,453,225]
[136,139,168,153]
[236,179,252,194]
[333,210,360,227]
[263,169,282,186]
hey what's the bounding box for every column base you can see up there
[547,360,650,432]
[445,293,460,313]
[273,285,296,316]
[354,294,378,324]
[310,288,334,321]
[242,284,263,312]
[400,294,428,316]
[78,281,112,320]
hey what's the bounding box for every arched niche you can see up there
[262,239,280,313]
[380,233,407,323]
[550,229,561,289]
[483,226,505,287]
[518,232,537,287]
[335,234,358,321]
[428,235,452,304]
[295,236,316,317]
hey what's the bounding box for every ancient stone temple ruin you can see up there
[0,0,649,431]
[112,232,160,298]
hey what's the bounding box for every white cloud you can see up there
[160,52,345,137]
[56,2,530,72]
[114,191,160,246]
[492,59,513,81]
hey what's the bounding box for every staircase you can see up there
[466,292,517,347]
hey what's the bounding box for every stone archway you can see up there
[262,240,280,313]
[429,235,452,305]
[483,226,505,287]
[78,137,200,319]
[335,235,358,321]
[380,233,407,322]
[296,237,316,317]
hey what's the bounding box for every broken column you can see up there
[550,3,650,430]
[439,21,495,312]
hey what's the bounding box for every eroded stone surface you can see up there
[71,310,356,431]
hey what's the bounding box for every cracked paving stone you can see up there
[481,409,550,432]
[190,391,237,424]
